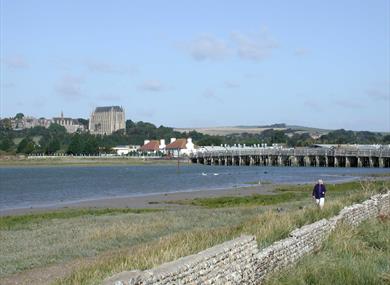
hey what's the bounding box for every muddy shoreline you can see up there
[0,183,282,216]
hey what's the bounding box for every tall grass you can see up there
[168,192,306,208]
[54,182,388,285]
[265,217,390,285]
[1,180,388,285]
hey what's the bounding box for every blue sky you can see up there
[1,0,389,131]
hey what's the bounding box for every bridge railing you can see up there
[191,147,390,158]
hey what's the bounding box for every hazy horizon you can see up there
[1,0,389,132]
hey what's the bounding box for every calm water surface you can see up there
[0,164,389,210]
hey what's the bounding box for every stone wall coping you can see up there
[143,235,255,276]
[289,219,328,237]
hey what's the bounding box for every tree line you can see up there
[0,117,389,155]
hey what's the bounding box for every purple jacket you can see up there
[312,184,326,199]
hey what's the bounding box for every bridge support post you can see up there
[379,158,385,168]
[325,156,329,167]
[304,156,310,167]
[290,156,298,167]
[334,157,339,167]
[277,156,283,166]
[369,158,374,168]
[345,157,351,167]
[357,157,363,168]
[315,156,320,167]
[250,156,254,166]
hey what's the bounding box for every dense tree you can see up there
[0,137,14,151]
[319,129,355,144]
[67,134,83,154]
[197,136,224,146]
[383,135,390,144]
[48,123,67,134]
[15,113,24,119]
[46,138,61,154]
[83,135,99,154]
[287,133,315,147]
[17,137,36,154]
[0,118,12,131]
[260,129,288,145]
[77,118,89,128]
[355,131,381,144]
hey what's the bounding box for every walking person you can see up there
[312,179,326,209]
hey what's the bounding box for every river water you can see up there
[0,165,389,211]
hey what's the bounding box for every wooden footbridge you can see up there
[190,145,390,168]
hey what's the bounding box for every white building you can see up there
[89,106,125,135]
[11,116,52,130]
[112,145,139,155]
[166,138,196,157]
[53,112,85,133]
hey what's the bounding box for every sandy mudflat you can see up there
[0,183,281,216]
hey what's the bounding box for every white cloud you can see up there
[202,88,222,102]
[303,99,321,109]
[136,109,155,118]
[55,75,85,97]
[2,82,16,89]
[3,56,30,69]
[138,80,167,92]
[224,80,240,88]
[243,73,263,79]
[184,35,229,61]
[294,48,310,56]
[231,28,278,61]
[85,60,136,75]
[334,99,363,109]
[366,89,389,101]
[98,93,122,101]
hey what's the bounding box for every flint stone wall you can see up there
[104,191,389,285]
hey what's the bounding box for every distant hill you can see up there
[174,124,332,137]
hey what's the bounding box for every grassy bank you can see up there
[0,180,388,285]
[167,180,386,208]
[54,182,388,285]
[0,208,161,230]
[265,216,390,285]
[0,156,181,167]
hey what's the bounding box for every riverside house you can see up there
[165,138,195,157]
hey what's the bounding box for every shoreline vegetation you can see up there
[265,216,390,285]
[0,178,389,285]
[0,155,184,167]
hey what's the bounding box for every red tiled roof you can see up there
[140,140,160,151]
[166,139,187,149]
